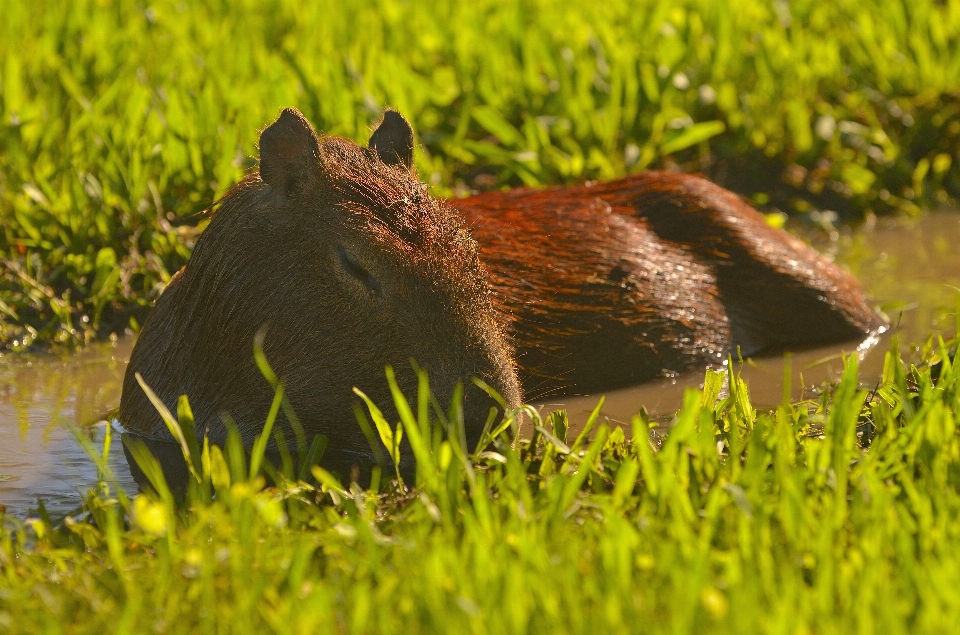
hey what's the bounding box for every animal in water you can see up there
[119,108,521,463]
[119,107,883,461]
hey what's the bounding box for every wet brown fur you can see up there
[457,174,884,398]
[120,108,883,456]
[120,109,521,454]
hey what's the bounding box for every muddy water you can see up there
[1,212,958,518]
[0,340,136,518]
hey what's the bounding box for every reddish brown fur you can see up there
[120,108,884,462]
[457,173,884,397]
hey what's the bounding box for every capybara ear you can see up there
[369,109,415,170]
[259,108,322,197]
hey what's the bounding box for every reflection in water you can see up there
[822,211,960,345]
[0,212,957,517]
[536,332,887,433]
[0,341,136,518]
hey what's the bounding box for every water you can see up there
[538,333,886,430]
[0,341,137,519]
[1,212,958,518]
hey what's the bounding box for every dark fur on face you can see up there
[120,109,520,459]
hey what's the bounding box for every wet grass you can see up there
[2,333,960,633]
[2,0,960,349]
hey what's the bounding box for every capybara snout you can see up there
[119,108,521,459]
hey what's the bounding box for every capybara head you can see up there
[119,108,521,460]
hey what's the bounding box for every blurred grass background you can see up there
[1,0,959,350]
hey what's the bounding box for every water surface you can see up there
[0,341,135,518]
[1,212,957,518]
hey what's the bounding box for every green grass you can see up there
[2,0,960,350]
[3,5,960,629]
[2,333,960,633]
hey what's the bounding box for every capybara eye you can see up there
[337,245,382,296]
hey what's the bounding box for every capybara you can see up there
[119,107,884,461]
[119,108,522,463]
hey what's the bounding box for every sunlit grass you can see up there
[3,3,960,630]
[2,0,960,349]
[2,332,959,633]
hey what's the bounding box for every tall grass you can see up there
[2,0,960,349]
[2,333,959,633]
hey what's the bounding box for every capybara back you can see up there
[457,172,884,397]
